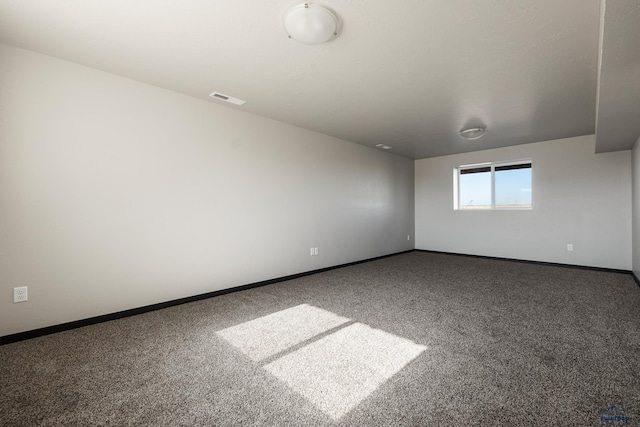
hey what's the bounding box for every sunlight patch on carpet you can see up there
[264,322,426,420]
[217,305,426,420]
[216,304,350,361]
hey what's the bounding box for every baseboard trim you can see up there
[633,272,640,287]
[0,250,413,346]
[414,249,633,275]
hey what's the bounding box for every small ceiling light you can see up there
[459,127,487,140]
[376,144,392,150]
[283,3,341,44]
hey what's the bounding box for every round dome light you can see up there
[459,127,488,140]
[283,3,341,45]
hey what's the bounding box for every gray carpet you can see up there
[1,251,639,426]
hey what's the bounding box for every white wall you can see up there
[0,44,414,337]
[415,135,632,270]
[633,137,640,278]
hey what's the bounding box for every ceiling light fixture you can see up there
[283,3,341,44]
[459,127,487,140]
[376,144,392,150]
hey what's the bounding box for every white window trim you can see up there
[454,159,532,210]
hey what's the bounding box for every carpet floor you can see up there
[1,251,639,426]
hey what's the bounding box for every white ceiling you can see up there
[595,0,640,154]
[0,0,637,159]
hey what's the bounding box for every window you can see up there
[454,160,532,210]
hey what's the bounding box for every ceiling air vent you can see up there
[209,92,246,106]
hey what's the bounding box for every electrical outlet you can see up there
[13,286,28,303]
[407,235,411,241]
[567,244,574,252]
[314,247,319,256]
[310,247,314,256]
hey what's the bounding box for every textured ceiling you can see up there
[0,0,635,159]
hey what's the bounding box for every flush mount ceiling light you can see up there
[283,3,341,44]
[376,144,392,150]
[459,127,487,140]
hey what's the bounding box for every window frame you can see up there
[454,159,532,211]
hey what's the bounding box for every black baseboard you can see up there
[0,250,413,346]
[414,249,633,275]
[633,272,640,287]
